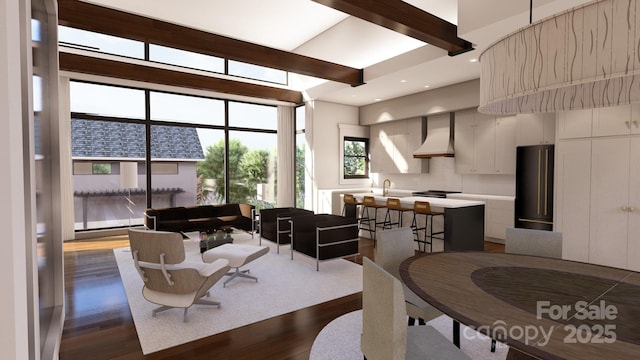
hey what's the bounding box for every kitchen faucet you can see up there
[383,179,391,196]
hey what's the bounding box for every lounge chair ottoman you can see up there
[202,244,269,287]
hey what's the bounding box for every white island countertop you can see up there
[351,193,485,209]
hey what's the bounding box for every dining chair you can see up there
[361,257,470,360]
[487,227,562,352]
[505,227,562,259]
[376,227,442,325]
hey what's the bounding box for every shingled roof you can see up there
[71,119,205,160]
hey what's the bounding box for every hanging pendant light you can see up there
[479,0,640,115]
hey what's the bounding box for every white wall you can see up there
[359,79,480,125]
[307,100,365,212]
[310,100,361,188]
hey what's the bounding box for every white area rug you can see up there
[114,232,363,354]
[310,310,509,360]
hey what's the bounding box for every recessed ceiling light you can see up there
[375,98,382,101]
[469,58,478,63]
[424,85,430,88]
[400,80,407,83]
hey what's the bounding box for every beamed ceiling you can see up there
[58,0,592,106]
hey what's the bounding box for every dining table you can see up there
[400,252,640,359]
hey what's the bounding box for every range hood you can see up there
[413,113,454,158]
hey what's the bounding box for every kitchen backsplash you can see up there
[371,157,515,196]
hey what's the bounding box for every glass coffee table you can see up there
[199,226,235,253]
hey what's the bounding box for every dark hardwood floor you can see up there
[59,235,503,360]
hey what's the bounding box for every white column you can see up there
[0,0,31,358]
[304,102,315,211]
[59,77,76,240]
[277,105,295,207]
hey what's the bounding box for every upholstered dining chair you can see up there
[128,228,230,322]
[505,227,563,259]
[361,257,470,360]
[376,227,443,325]
[486,228,562,352]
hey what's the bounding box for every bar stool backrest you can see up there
[344,194,357,204]
[386,198,402,210]
[413,201,433,214]
[363,196,377,206]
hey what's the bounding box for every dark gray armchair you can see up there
[290,214,359,271]
[259,207,314,253]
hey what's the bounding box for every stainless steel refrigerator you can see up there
[515,145,554,231]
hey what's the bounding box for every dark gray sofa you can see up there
[144,203,254,233]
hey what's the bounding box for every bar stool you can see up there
[411,201,444,252]
[341,193,363,220]
[382,198,413,229]
[359,196,387,243]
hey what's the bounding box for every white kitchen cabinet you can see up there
[555,140,591,263]
[486,199,515,240]
[403,117,427,173]
[626,137,640,271]
[391,120,407,173]
[557,136,640,270]
[474,113,496,173]
[369,119,426,174]
[454,110,475,173]
[557,109,593,139]
[589,137,631,268]
[494,116,517,174]
[558,105,640,139]
[454,109,496,174]
[629,104,640,135]
[516,113,556,145]
[592,104,633,137]
[369,122,394,173]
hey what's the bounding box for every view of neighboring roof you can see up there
[71,119,205,160]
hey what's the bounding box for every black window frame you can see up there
[343,136,369,179]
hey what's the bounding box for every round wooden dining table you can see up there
[400,252,640,359]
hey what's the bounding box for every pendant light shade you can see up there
[479,0,640,115]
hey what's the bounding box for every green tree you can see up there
[295,143,305,208]
[240,148,277,207]
[344,140,366,176]
[197,138,278,206]
[196,139,248,204]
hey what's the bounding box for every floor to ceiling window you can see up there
[227,102,278,209]
[149,91,225,208]
[62,24,287,231]
[70,82,147,230]
[295,105,307,209]
[70,81,279,231]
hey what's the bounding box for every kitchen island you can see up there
[351,193,485,252]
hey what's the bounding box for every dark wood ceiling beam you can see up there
[57,0,364,86]
[312,0,473,56]
[59,52,303,104]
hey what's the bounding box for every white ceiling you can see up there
[82,0,591,107]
